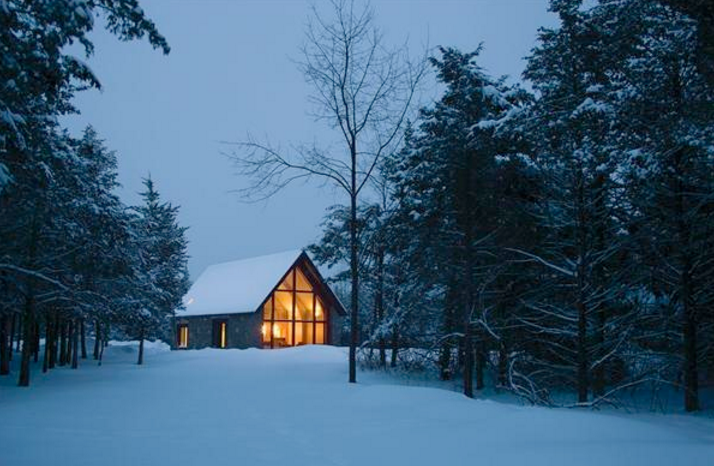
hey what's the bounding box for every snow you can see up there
[481,84,508,106]
[572,97,613,117]
[178,249,303,316]
[1,344,712,466]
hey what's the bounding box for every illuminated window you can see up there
[278,270,294,290]
[315,323,325,344]
[315,298,325,322]
[262,263,328,348]
[296,292,314,321]
[295,268,312,290]
[177,324,189,349]
[213,320,228,348]
[273,291,293,320]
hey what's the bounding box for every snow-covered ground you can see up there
[1,343,712,466]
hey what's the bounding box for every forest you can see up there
[245,0,713,411]
[0,1,190,387]
[1,0,712,416]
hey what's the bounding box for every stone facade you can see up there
[173,307,343,350]
[329,309,345,346]
[173,311,262,350]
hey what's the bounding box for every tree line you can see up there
[0,1,189,387]
[309,0,713,411]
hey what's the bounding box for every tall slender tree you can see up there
[229,0,425,383]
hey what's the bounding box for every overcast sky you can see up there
[63,0,557,280]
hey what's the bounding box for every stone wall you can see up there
[173,312,262,350]
[329,307,345,346]
[173,306,345,350]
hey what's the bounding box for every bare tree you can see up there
[226,0,426,383]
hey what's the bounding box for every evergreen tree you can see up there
[591,0,714,411]
[0,0,170,386]
[130,177,190,365]
[384,47,531,396]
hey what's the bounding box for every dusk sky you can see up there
[63,0,557,280]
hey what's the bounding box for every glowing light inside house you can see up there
[315,302,323,319]
[178,325,189,348]
[262,264,329,348]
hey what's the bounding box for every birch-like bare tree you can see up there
[227,0,426,383]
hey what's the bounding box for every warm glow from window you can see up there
[315,301,323,320]
[178,324,189,348]
[262,263,328,348]
[220,322,226,348]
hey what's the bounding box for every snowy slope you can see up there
[1,344,712,466]
[179,249,302,316]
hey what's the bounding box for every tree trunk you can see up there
[348,189,359,384]
[390,322,399,368]
[93,319,100,360]
[15,318,22,353]
[592,306,606,398]
[575,169,589,405]
[9,313,16,361]
[98,332,105,366]
[475,336,486,391]
[80,319,87,359]
[18,292,35,387]
[498,341,508,388]
[49,313,58,369]
[71,320,79,369]
[463,254,475,398]
[375,248,386,368]
[59,319,68,366]
[576,300,589,404]
[68,320,75,366]
[42,316,51,373]
[463,317,474,398]
[591,172,608,399]
[673,146,699,412]
[682,263,699,411]
[0,315,10,375]
[137,330,145,366]
[32,322,40,363]
[439,284,458,381]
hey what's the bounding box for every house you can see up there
[173,250,345,350]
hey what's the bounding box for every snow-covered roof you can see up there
[178,249,303,317]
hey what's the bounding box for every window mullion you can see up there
[292,267,296,346]
[270,294,275,349]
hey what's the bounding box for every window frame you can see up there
[263,261,329,348]
[177,323,189,349]
[212,319,228,349]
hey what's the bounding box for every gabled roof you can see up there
[177,249,346,318]
[178,250,303,317]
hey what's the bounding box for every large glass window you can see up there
[295,268,312,291]
[273,291,293,320]
[177,324,189,349]
[295,292,313,321]
[262,264,328,348]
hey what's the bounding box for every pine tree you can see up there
[384,47,531,396]
[0,0,170,387]
[592,0,714,411]
[130,177,190,365]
